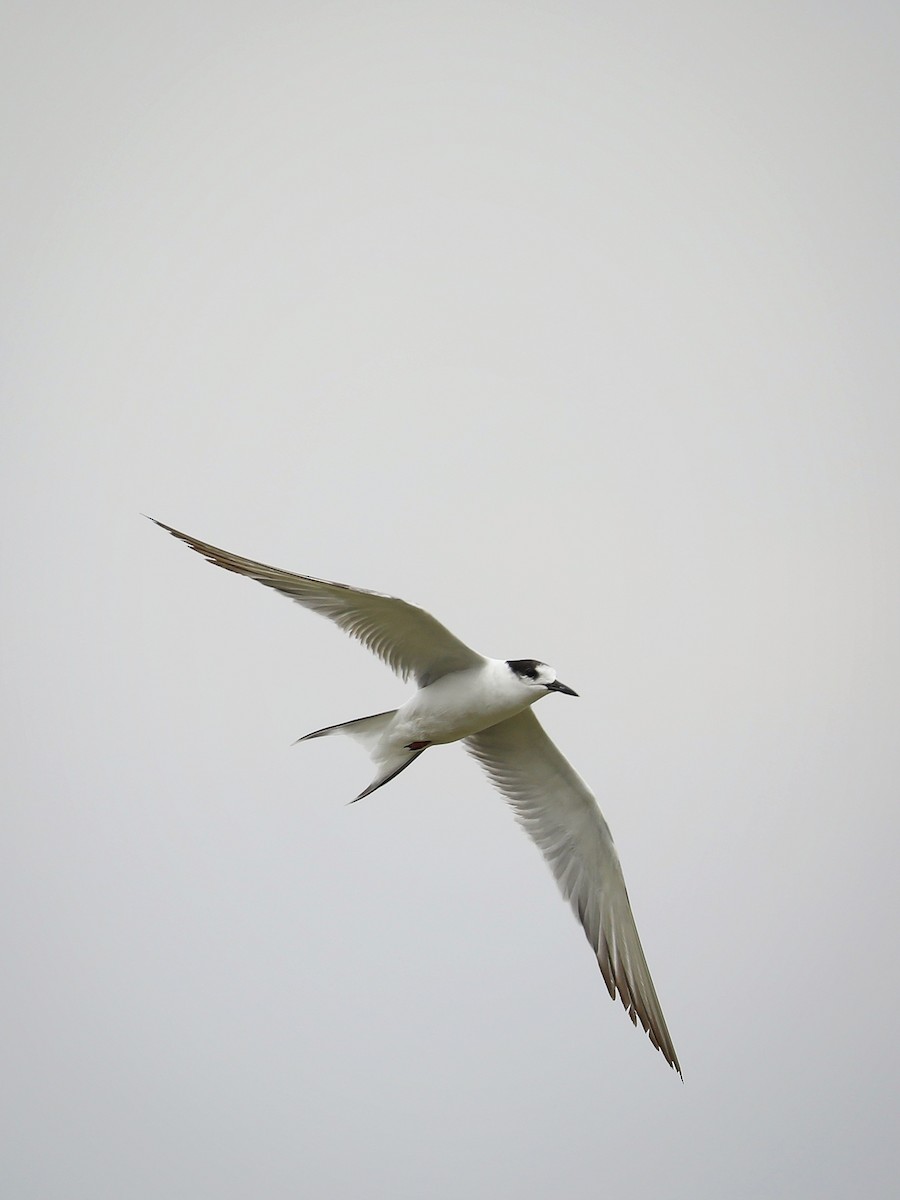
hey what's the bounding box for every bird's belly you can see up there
[396,675,530,745]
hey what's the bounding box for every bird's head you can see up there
[506,658,578,697]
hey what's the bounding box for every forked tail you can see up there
[298,709,398,752]
[296,709,425,801]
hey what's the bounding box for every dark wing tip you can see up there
[146,516,256,579]
[592,930,681,1075]
[145,514,189,541]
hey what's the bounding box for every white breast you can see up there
[395,660,535,745]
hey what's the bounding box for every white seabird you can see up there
[150,517,681,1075]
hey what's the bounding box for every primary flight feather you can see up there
[150,517,681,1075]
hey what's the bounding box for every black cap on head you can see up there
[506,658,542,680]
[507,659,578,697]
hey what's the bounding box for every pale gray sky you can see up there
[3,2,899,1196]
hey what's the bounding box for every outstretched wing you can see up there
[466,709,680,1074]
[150,518,486,686]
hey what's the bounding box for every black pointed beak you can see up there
[546,680,578,697]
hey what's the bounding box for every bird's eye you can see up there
[507,658,541,680]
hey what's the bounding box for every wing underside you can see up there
[466,709,680,1074]
[150,518,485,686]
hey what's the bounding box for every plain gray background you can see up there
[3,2,899,1196]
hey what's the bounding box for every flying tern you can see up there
[151,517,681,1074]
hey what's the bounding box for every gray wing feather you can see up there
[150,519,485,686]
[465,709,681,1075]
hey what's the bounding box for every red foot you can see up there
[405,740,431,751]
